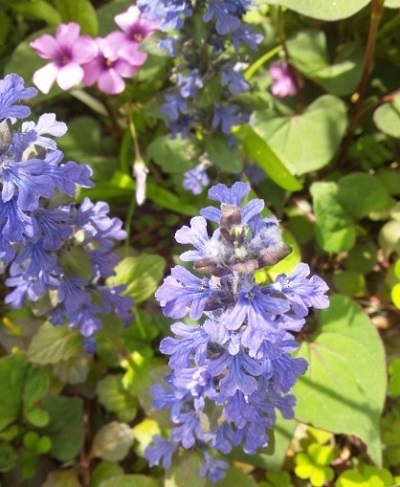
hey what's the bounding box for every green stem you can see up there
[244,45,283,80]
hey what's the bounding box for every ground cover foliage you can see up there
[0,0,400,485]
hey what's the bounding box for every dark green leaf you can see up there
[205,133,243,173]
[41,396,84,462]
[337,173,392,219]
[52,0,98,36]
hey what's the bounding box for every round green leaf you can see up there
[25,408,50,428]
[98,475,160,487]
[373,94,400,138]
[265,0,370,20]
[96,375,138,422]
[311,182,356,253]
[147,135,194,174]
[294,295,387,467]
[91,422,134,462]
[333,270,366,297]
[254,96,347,175]
[27,322,82,365]
[337,173,392,219]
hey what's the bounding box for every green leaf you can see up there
[146,181,199,215]
[0,442,17,472]
[109,254,165,304]
[90,461,124,487]
[51,354,90,384]
[311,182,357,252]
[294,295,387,467]
[52,0,98,36]
[216,467,258,487]
[337,173,391,219]
[205,133,243,173]
[147,135,194,174]
[165,450,206,487]
[28,322,82,365]
[261,412,297,471]
[97,1,131,36]
[373,94,400,138]
[10,1,61,25]
[237,125,303,191]
[333,270,366,297]
[98,475,160,487]
[41,396,84,462]
[0,354,47,432]
[347,242,377,273]
[287,30,363,96]
[385,0,400,7]
[43,469,83,487]
[254,96,347,175]
[265,0,370,20]
[25,408,50,428]
[91,422,134,462]
[388,359,400,396]
[96,375,138,422]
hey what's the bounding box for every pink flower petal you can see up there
[56,22,81,49]
[71,36,99,63]
[56,62,84,90]
[118,40,147,66]
[82,58,103,86]
[114,6,141,33]
[30,34,61,59]
[114,58,138,78]
[98,70,125,94]
[32,63,59,94]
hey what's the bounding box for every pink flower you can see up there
[82,35,139,95]
[30,23,98,94]
[111,6,157,66]
[269,61,303,98]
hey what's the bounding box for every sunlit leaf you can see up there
[294,295,386,467]
[265,0,370,20]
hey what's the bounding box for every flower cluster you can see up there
[30,6,156,95]
[145,182,329,481]
[138,0,262,194]
[0,73,134,350]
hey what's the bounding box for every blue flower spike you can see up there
[146,181,329,482]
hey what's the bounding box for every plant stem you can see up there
[337,0,385,164]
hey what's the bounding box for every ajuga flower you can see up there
[146,182,329,481]
[0,73,134,348]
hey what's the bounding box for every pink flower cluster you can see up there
[30,6,156,95]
